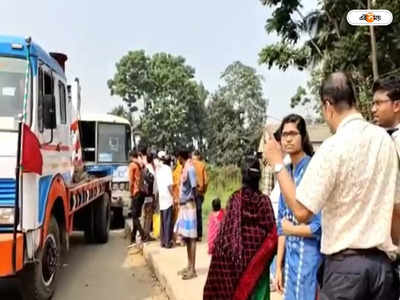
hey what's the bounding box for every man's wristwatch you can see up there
[273,163,284,175]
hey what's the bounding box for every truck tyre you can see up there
[21,216,60,300]
[94,192,111,243]
[84,204,95,243]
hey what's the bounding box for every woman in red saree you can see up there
[203,157,278,300]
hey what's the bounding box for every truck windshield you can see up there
[97,123,130,163]
[0,57,28,129]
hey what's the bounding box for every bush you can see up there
[202,165,241,236]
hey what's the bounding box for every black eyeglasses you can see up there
[281,131,300,139]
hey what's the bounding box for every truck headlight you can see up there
[0,208,15,225]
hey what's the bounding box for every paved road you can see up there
[0,230,167,300]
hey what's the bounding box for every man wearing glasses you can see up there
[372,75,400,251]
[372,76,400,152]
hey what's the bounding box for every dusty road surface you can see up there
[0,230,168,300]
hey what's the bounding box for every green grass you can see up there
[201,165,241,237]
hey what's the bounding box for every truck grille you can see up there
[0,178,16,207]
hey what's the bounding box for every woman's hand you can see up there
[275,267,284,294]
[281,218,294,236]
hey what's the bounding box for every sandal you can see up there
[177,267,189,275]
[182,270,197,280]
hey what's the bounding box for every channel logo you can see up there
[347,9,393,26]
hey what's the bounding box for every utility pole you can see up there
[368,0,379,81]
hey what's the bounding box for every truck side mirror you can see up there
[43,94,56,129]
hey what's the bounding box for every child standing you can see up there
[207,198,225,255]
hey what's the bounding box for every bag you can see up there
[133,162,147,196]
[152,213,160,238]
[142,167,155,197]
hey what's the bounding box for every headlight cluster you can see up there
[0,208,15,225]
[112,182,129,191]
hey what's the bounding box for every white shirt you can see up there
[297,113,400,258]
[157,164,173,210]
[392,124,400,157]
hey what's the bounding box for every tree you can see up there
[108,105,134,126]
[207,61,268,166]
[108,51,208,152]
[259,0,400,120]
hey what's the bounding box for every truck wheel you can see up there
[22,216,60,300]
[84,204,95,243]
[94,192,111,243]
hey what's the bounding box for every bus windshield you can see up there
[97,123,130,163]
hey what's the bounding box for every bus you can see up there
[79,114,132,227]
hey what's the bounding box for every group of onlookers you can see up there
[128,148,208,280]
[203,72,400,300]
[128,72,400,298]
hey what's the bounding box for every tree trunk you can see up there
[368,0,379,81]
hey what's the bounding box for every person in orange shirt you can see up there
[192,150,208,241]
[128,150,147,245]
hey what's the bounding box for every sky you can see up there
[0,0,317,123]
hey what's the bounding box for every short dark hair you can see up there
[178,149,190,160]
[129,150,138,158]
[146,152,154,163]
[193,150,201,157]
[373,76,400,101]
[319,72,357,109]
[278,114,314,157]
[212,198,221,212]
[139,146,147,156]
[161,154,171,165]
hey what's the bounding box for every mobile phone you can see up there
[273,130,281,142]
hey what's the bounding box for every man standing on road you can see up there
[192,150,208,241]
[157,151,174,248]
[143,151,157,240]
[372,76,400,246]
[128,150,147,245]
[174,149,198,280]
[265,72,399,299]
